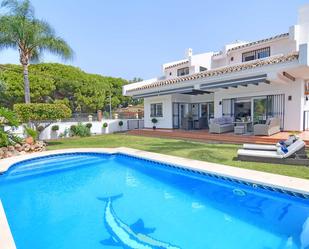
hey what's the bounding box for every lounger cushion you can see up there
[237,149,283,159]
[243,144,277,151]
[283,140,306,158]
[278,135,298,147]
[277,145,288,155]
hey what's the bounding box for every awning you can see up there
[133,74,268,98]
[200,74,268,90]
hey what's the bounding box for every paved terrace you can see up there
[128,129,309,146]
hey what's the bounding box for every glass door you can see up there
[172,103,186,129]
[172,103,179,128]
[253,97,267,124]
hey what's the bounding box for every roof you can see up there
[127,52,298,93]
[163,60,189,69]
[228,33,289,52]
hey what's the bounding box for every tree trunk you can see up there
[23,63,31,103]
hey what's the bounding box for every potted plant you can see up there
[102,122,108,134]
[86,123,92,130]
[51,125,60,139]
[151,118,158,130]
[51,125,59,132]
[23,126,38,145]
[118,120,123,131]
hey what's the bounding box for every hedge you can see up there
[13,103,72,123]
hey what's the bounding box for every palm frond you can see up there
[37,36,73,60]
[1,0,34,19]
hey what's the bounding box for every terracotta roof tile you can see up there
[127,52,298,93]
[228,33,289,52]
[164,60,189,69]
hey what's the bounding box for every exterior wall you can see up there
[214,80,304,131]
[143,93,215,129]
[164,63,193,79]
[212,38,297,69]
[41,120,134,140]
[8,120,133,141]
[162,52,213,79]
[190,53,213,73]
[144,95,173,128]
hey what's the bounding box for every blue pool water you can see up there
[0,153,309,249]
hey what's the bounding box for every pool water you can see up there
[0,153,309,249]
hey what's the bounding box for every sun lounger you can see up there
[237,140,309,166]
[242,135,299,151]
[243,144,278,151]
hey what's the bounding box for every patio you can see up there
[128,129,309,146]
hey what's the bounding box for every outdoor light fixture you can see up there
[306,95,309,101]
[288,96,292,101]
[219,101,222,105]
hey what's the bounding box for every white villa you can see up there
[123,5,309,133]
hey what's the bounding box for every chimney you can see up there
[297,4,309,44]
[186,48,193,59]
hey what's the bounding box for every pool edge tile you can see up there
[0,200,16,249]
[1,147,309,197]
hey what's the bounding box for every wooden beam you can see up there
[282,72,296,82]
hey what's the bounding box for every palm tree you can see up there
[0,0,73,103]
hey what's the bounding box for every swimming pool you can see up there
[0,152,309,249]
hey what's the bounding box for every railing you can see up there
[56,112,144,123]
[60,113,98,122]
[127,120,144,130]
[304,111,309,131]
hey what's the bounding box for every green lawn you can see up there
[47,133,309,179]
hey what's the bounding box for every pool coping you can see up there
[1,147,309,249]
[0,200,16,249]
[1,147,309,196]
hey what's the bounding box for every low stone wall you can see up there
[0,141,46,159]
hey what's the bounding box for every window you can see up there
[199,66,207,72]
[150,103,163,117]
[242,47,270,62]
[177,67,189,76]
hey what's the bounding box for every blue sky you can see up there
[0,0,308,80]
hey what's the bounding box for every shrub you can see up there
[59,128,70,138]
[51,125,59,131]
[24,126,38,140]
[86,123,92,129]
[151,118,158,124]
[118,121,123,126]
[102,122,108,128]
[0,107,19,146]
[37,125,45,132]
[70,123,90,137]
[70,125,77,134]
[14,103,72,123]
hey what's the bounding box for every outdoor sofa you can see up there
[209,117,234,134]
[253,117,281,136]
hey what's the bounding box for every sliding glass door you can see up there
[172,103,186,129]
[253,97,267,124]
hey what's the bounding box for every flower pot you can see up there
[25,136,34,145]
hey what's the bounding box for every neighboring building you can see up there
[123,5,309,132]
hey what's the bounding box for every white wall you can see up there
[214,80,305,131]
[39,119,132,140]
[144,95,173,128]
[212,37,297,69]
[143,93,215,129]
[142,78,305,131]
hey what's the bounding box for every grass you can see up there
[47,133,309,179]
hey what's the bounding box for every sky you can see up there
[0,0,308,80]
